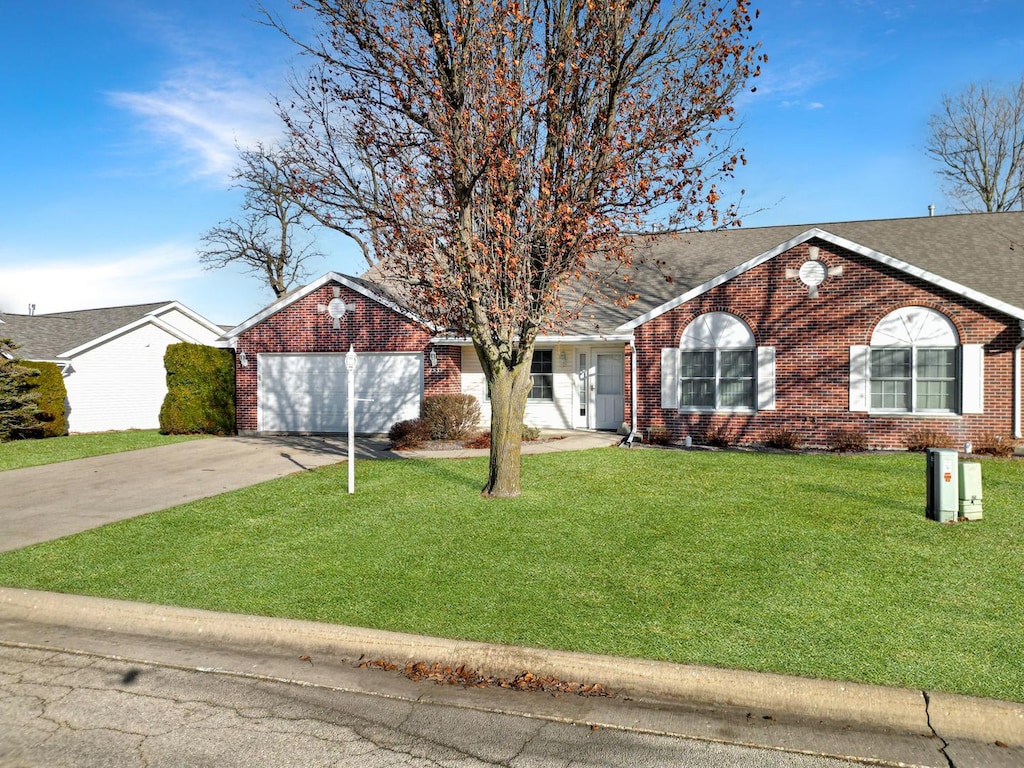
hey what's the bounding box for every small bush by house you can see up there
[763,428,801,450]
[905,427,955,452]
[421,393,481,440]
[830,428,867,453]
[159,344,235,435]
[388,418,432,450]
[976,432,1017,458]
[704,424,736,448]
[646,425,673,446]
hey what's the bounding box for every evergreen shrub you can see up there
[159,343,235,435]
[20,360,68,437]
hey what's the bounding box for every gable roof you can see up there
[569,212,1024,335]
[0,302,220,361]
[221,271,438,341]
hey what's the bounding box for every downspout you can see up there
[624,337,639,445]
[1014,326,1024,439]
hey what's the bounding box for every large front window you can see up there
[677,313,757,411]
[870,347,956,412]
[680,349,755,409]
[868,307,959,414]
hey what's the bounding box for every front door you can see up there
[592,349,624,430]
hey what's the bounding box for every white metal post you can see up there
[345,345,356,494]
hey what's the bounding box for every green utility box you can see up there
[959,462,983,520]
[926,448,959,523]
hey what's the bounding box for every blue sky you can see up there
[2,1,1022,326]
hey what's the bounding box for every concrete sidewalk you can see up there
[1,587,1020,768]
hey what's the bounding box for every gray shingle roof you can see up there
[0,302,173,360]
[565,211,1024,334]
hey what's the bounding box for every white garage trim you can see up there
[258,352,422,434]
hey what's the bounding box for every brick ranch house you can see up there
[221,212,1024,449]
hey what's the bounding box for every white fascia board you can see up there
[818,231,1024,322]
[147,301,226,337]
[539,334,633,344]
[221,271,438,339]
[618,227,1024,331]
[61,315,201,358]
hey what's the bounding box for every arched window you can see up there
[870,307,956,412]
[849,306,984,414]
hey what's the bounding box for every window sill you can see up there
[677,407,756,414]
[866,411,962,419]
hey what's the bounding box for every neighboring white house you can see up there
[0,302,224,433]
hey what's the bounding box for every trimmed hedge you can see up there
[159,343,235,435]
[19,360,68,438]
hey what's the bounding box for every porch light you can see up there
[238,350,248,368]
[428,347,438,367]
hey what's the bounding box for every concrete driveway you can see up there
[0,431,620,553]
[0,436,386,553]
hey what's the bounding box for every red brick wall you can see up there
[234,282,460,432]
[631,239,1019,449]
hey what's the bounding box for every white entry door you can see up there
[592,349,624,430]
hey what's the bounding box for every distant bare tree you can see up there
[926,77,1024,212]
[199,142,323,299]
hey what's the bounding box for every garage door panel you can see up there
[259,353,421,433]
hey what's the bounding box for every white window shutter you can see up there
[961,344,985,414]
[661,348,680,410]
[756,346,776,410]
[849,346,870,412]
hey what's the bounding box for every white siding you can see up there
[153,307,221,342]
[461,346,575,429]
[62,311,221,434]
[64,324,182,432]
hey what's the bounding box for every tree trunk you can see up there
[481,356,534,498]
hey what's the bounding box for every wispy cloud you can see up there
[0,244,203,315]
[109,66,282,182]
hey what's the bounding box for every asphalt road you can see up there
[1,644,868,768]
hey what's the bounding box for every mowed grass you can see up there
[0,448,1021,701]
[0,430,206,471]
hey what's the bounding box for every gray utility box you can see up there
[959,462,983,520]
[926,448,959,523]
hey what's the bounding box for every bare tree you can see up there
[199,142,324,299]
[926,76,1024,213]
[266,0,761,497]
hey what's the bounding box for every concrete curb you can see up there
[1,587,1021,748]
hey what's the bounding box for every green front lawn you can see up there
[0,430,206,471]
[0,448,1021,701]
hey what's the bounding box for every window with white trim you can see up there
[529,349,554,401]
[848,306,983,415]
[662,312,773,412]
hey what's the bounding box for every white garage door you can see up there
[259,353,422,434]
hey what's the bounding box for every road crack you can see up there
[923,690,956,768]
